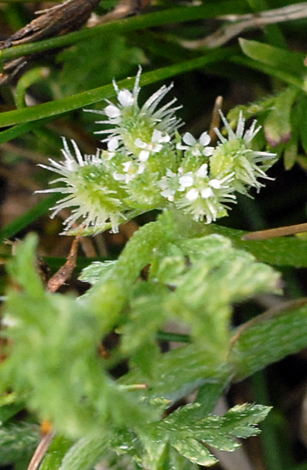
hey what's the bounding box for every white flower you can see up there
[158,169,179,201]
[36,138,124,234]
[211,111,277,193]
[112,157,146,185]
[176,170,236,224]
[87,67,182,151]
[177,131,214,157]
[135,129,171,162]
[178,171,194,190]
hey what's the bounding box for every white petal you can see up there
[152,129,163,142]
[139,150,150,162]
[137,163,146,174]
[199,132,211,146]
[105,105,121,118]
[179,174,194,188]
[166,169,176,177]
[176,143,188,150]
[107,137,119,152]
[186,188,199,201]
[182,132,196,146]
[203,146,214,156]
[201,187,214,198]
[209,179,221,189]
[161,188,175,201]
[191,148,201,157]
[118,89,134,107]
[1,315,18,328]
[152,143,162,153]
[164,135,171,143]
[196,164,208,178]
[123,161,132,172]
[160,133,171,143]
[113,172,126,181]
[135,138,147,149]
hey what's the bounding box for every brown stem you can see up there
[242,222,307,240]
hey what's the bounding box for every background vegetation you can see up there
[2,1,307,469]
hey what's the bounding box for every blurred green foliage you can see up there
[2,1,307,469]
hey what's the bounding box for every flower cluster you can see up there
[39,68,277,234]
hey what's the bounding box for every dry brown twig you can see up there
[46,233,81,292]
[180,2,307,49]
[242,222,307,240]
[208,95,223,143]
[0,0,151,84]
[27,427,56,470]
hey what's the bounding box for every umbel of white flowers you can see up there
[38,68,277,234]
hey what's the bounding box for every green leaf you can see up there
[121,343,232,401]
[0,422,40,465]
[6,233,45,297]
[119,282,168,377]
[108,427,143,460]
[0,50,232,128]
[205,224,307,268]
[149,242,186,285]
[59,428,142,470]
[2,235,153,438]
[0,118,53,145]
[296,96,307,154]
[120,282,169,353]
[195,382,227,415]
[170,437,217,467]
[239,38,306,80]
[0,401,25,425]
[57,35,146,96]
[172,403,270,449]
[84,211,176,332]
[0,3,251,62]
[264,87,298,147]
[39,435,73,470]
[58,435,108,470]
[233,39,307,90]
[146,403,270,467]
[79,260,117,285]
[229,299,307,380]
[165,235,279,358]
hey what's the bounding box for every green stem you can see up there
[0,2,250,61]
[84,211,176,331]
[0,48,234,128]
[14,67,50,109]
[231,55,306,91]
